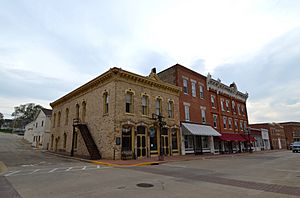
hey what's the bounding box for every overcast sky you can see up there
[0,0,300,123]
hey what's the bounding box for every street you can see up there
[1,133,300,198]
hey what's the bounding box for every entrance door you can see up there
[137,134,146,157]
[161,128,169,155]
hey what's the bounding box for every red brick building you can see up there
[158,64,251,154]
[279,122,300,148]
[249,123,287,150]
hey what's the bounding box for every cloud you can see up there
[212,27,300,123]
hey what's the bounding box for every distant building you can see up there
[24,121,34,143]
[279,122,300,146]
[249,123,286,150]
[158,64,252,154]
[249,127,271,151]
[49,68,181,160]
[0,119,13,130]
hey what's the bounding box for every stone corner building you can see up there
[49,67,181,160]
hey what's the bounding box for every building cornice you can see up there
[50,67,181,107]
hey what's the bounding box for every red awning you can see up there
[242,134,256,142]
[219,133,246,142]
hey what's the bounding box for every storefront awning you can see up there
[219,133,246,142]
[241,134,256,142]
[182,123,221,136]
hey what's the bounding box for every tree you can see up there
[11,103,43,126]
[0,112,3,128]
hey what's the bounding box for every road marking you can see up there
[4,170,21,176]
[48,168,58,173]
[66,167,73,171]
[29,169,40,174]
[162,164,187,168]
[82,166,87,170]
[276,169,300,173]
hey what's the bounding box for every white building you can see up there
[30,108,52,149]
[24,121,34,143]
[249,127,271,151]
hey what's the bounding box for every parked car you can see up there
[292,142,300,153]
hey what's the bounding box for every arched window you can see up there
[57,111,61,127]
[155,98,162,115]
[65,108,69,125]
[76,104,80,119]
[82,101,86,122]
[51,134,54,149]
[103,92,109,114]
[141,95,148,115]
[168,100,174,118]
[63,133,67,149]
[53,113,56,128]
[125,92,134,113]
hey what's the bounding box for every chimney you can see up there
[151,68,156,74]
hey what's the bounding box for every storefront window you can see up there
[171,128,178,150]
[150,127,157,151]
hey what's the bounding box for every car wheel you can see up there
[293,150,295,153]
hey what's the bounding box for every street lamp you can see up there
[151,113,166,161]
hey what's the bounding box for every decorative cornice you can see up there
[206,73,248,102]
[50,67,181,107]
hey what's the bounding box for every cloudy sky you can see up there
[0,0,300,123]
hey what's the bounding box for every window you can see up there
[240,120,243,131]
[226,100,230,112]
[51,135,54,149]
[36,122,38,128]
[82,101,86,122]
[244,121,247,131]
[234,119,238,131]
[201,108,206,124]
[41,121,44,127]
[53,113,56,128]
[171,128,178,150]
[65,108,69,125]
[103,92,109,114]
[184,105,190,121]
[125,92,133,113]
[183,78,188,94]
[213,114,218,128]
[202,136,209,148]
[228,118,232,129]
[149,127,157,151]
[191,81,196,97]
[141,95,148,115]
[74,132,78,149]
[199,85,204,99]
[237,104,241,115]
[223,117,227,128]
[184,135,194,150]
[155,98,162,115]
[63,133,67,149]
[211,95,216,108]
[241,105,245,116]
[76,104,80,119]
[168,100,174,118]
[232,101,235,113]
[220,99,225,111]
[57,111,61,127]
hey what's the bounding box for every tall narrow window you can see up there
[74,132,78,149]
[241,105,245,116]
[41,120,44,127]
[223,117,227,128]
[228,118,232,129]
[141,95,148,115]
[76,104,80,119]
[213,114,218,128]
[149,127,157,152]
[52,113,56,128]
[63,133,67,149]
[211,95,216,108]
[220,99,225,111]
[168,100,174,118]
[201,108,206,124]
[125,92,133,113]
[183,78,188,94]
[191,81,196,97]
[65,108,69,125]
[234,119,238,131]
[199,85,204,99]
[155,98,162,115]
[244,121,247,131]
[240,120,243,131]
[237,104,241,115]
[51,135,54,148]
[57,111,61,127]
[232,101,236,113]
[226,100,230,112]
[82,101,86,122]
[171,128,178,150]
[184,105,190,121]
[103,92,109,114]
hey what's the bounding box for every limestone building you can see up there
[49,67,181,160]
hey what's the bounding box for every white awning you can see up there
[182,123,221,136]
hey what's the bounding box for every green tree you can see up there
[11,103,43,126]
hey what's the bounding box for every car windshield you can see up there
[293,142,300,146]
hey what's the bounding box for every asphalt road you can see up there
[1,133,300,198]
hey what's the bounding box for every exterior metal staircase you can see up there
[73,118,101,160]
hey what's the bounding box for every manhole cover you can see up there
[136,183,154,188]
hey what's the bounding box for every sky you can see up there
[0,0,300,123]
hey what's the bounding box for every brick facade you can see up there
[279,122,300,147]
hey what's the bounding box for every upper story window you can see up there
[103,92,109,114]
[244,121,247,131]
[237,104,241,115]
[65,108,69,125]
[141,95,149,116]
[234,119,238,131]
[82,101,86,122]
[36,122,38,128]
[241,105,245,116]
[232,101,236,113]
[183,78,188,94]
[228,118,232,129]
[155,98,162,115]
[199,85,204,99]
[191,80,196,97]
[57,111,61,127]
[213,114,218,128]
[125,92,134,113]
[240,120,243,131]
[168,100,174,118]
[211,95,216,108]
[52,113,56,128]
[201,108,206,124]
[220,99,225,111]
[184,105,190,121]
[223,117,227,129]
[41,120,44,127]
[226,100,230,112]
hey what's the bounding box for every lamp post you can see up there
[245,128,252,153]
[151,113,166,161]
